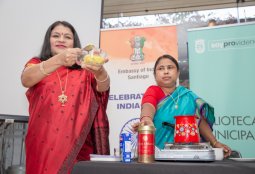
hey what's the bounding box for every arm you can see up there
[139,86,161,123]
[132,103,155,132]
[140,103,155,124]
[132,86,162,131]
[21,48,81,88]
[199,117,217,145]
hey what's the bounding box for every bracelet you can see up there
[211,140,218,147]
[140,116,152,121]
[39,61,50,76]
[95,73,109,83]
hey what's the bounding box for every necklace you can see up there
[56,69,69,106]
[170,91,179,109]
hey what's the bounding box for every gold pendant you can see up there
[58,92,68,106]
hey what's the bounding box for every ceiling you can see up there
[103,0,255,18]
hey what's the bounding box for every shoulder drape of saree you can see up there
[59,73,110,173]
[195,98,215,128]
[91,86,110,155]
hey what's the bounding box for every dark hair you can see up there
[153,54,179,75]
[39,21,81,69]
[208,19,217,25]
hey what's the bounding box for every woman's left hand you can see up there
[81,56,109,73]
[214,141,232,158]
[82,63,104,74]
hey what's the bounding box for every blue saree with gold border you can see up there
[153,85,215,149]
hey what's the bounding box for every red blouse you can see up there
[141,85,165,108]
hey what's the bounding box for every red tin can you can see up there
[174,115,200,144]
[138,125,155,163]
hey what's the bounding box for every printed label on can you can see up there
[138,133,154,155]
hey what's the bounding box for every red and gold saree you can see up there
[24,58,110,174]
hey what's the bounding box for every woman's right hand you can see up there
[59,48,82,66]
[132,122,140,132]
[132,119,154,132]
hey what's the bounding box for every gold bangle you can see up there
[212,140,218,147]
[39,61,50,76]
[140,116,152,121]
[95,73,109,83]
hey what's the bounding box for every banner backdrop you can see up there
[188,22,255,158]
[100,25,178,153]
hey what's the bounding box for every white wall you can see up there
[0,0,102,116]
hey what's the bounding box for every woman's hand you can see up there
[131,118,154,132]
[82,58,109,82]
[132,122,140,132]
[133,104,155,132]
[82,64,105,74]
[214,141,232,158]
[59,48,82,66]
[80,57,108,70]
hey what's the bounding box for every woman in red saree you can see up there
[21,21,110,174]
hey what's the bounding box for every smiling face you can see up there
[154,57,180,89]
[50,24,74,56]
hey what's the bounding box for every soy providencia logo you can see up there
[208,37,255,51]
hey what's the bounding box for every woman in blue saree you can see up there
[134,54,231,157]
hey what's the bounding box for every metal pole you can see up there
[236,1,240,23]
